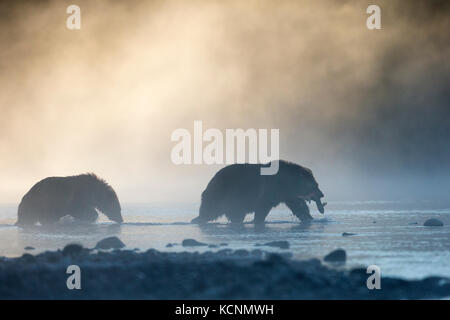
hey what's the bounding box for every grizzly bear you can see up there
[191,160,325,226]
[16,174,123,226]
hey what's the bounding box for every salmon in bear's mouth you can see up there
[298,192,326,214]
[313,196,326,213]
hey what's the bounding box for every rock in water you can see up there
[63,243,84,256]
[95,236,126,250]
[423,219,444,227]
[182,239,208,247]
[24,246,35,251]
[261,241,290,249]
[324,249,346,262]
[342,232,356,237]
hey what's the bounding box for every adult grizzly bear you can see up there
[191,160,326,226]
[16,174,123,226]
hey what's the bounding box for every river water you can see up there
[0,200,449,280]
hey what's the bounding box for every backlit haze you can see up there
[0,0,449,204]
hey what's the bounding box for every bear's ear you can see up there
[303,167,313,175]
[300,166,313,178]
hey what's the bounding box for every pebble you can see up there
[324,249,346,262]
[95,237,126,250]
[423,218,444,227]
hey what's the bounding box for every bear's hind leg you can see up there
[226,211,247,224]
[285,198,313,222]
[15,216,35,226]
[191,215,209,224]
[16,204,38,226]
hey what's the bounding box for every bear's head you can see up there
[89,174,123,223]
[97,181,123,223]
[98,189,123,223]
[279,161,326,213]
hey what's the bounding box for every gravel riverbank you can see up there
[0,245,449,299]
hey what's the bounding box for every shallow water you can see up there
[0,200,449,280]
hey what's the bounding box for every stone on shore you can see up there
[423,219,444,227]
[257,241,290,249]
[63,243,84,256]
[182,239,208,247]
[324,249,346,262]
[95,236,126,250]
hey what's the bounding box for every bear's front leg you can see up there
[72,207,98,223]
[285,198,313,222]
[83,208,99,223]
[254,205,272,227]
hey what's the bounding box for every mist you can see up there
[0,0,449,203]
